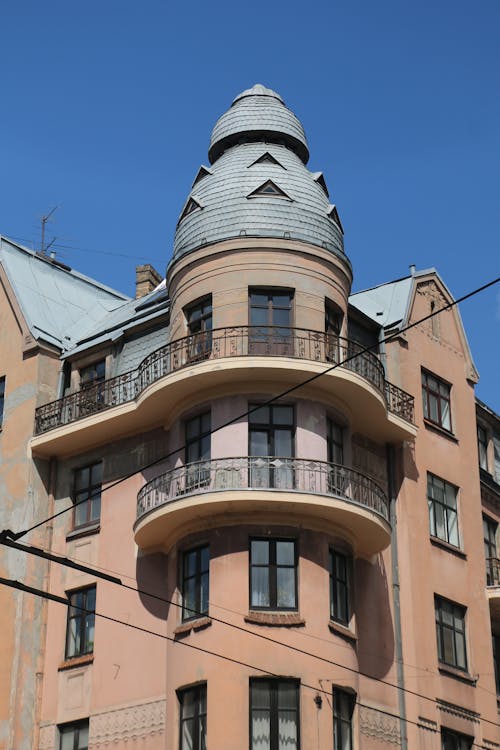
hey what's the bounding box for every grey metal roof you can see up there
[172,142,346,263]
[0,237,129,350]
[349,275,414,329]
[209,84,309,164]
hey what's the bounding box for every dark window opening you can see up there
[333,689,355,750]
[65,586,96,659]
[59,719,89,750]
[441,728,473,750]
[478,424,488,470]
[247,180,291,199]
[178,684,206,750]
[250,538,297,611]
[250,679,300,750]
[181,545,209,622]
[422,370,452,431]
[185,412,211,489]
[484,515,498,586]
[185,297,212,362]
[249,289,293,357]
[249,404,294,488]
[435,596,467,671]
[73,461,102,528]
[0,376,5,428]
[330,549,350,625]
[427,473,459,547]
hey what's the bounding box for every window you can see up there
[59,720,89,750]
[250,679,300,750]
[435,596,467,671]
[441,728,473,750]
[186,297,212,361]
[421,370,452,431]
[185,412,211,489]
[249,404,294,488]
[330,549,350,625]
[427,474,459,547]
[73,462,102,528]
[325,300,342,337]
[181,545,209,621]
[477,424,488,470]
[0,376,5,428]
[249,289,293,356]
[247,180,291,199]
[483,515,498,586]
[327,419,343,464]
[80,360,105,389]
[333,689,355,750]
[65,586,96,659]
[250,538,297,610]
[493,632,500,694]
[178,684,206,750]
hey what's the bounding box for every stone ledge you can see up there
[244,611,305,627]
[174,616,212,637]
[58,653,94,671]
[328,620,357,642]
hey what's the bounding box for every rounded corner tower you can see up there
[171,83,349,267]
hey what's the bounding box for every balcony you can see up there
[134,457,391,557]
[31,327,416,458]
[487,558,500,619]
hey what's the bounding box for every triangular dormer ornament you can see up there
[312,172,329,198]
[247,180,291,200]
[192,165,213,188]
[327,204,344,234]
[249,152,286,169]
[178,196,203,224]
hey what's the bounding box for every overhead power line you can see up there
[0,576,494,746]
[3,533,499,723]
[4,274,498,543]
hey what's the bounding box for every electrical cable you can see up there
[3,534,499,728]
[6,274,499,542]
[0,576,493,747]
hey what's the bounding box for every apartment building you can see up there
[0,84,498,750]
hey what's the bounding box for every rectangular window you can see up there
[435,596,467,671]
[325,300,342,337]
[333,689,355,750]
[250,678,300,750]
[80,360,106,389]
[484,515,498,586]
[330,549,350,625]
[65,586,96,659]
[493,633,500,695]
[178,684,206,750]
[185,412,211,489]
[0,376,5,428]
[249,288,293,356]
[427,473,459,547]
[186,296,212,362]
[250,538,297,610]
[477,424,488,470]
[327,419,344,464]
[441,728,473,749]
[421,370,452,431]
[181,545,209,621]
[73,462,102,528]
[249,404,294,488]
[59,720,89,750]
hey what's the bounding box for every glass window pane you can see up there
[60,730,75,750]
[252,682,271,709]
[276,568,295,608]
[90,494,101,522]
[200,546,210,572]
[90,463,103,484]
[181,718,195,750]
[447,510,459,546]
[441,399,451,430]
[273,406,294,425]
[273,308,291,327]
[250,431,269,456]
[278,711,298,749]
[276,541,294,565]
[251,568,270,607]
[186,418,200,440]
[442,627,455,664]
[434,502,445,539]
[200,572,209,614]
[278,682,296,709]
[274,429,293,456]
[251,308,269,327]
[251,541,269,565]
[272,293,292,307]
[78,725,89,749]
[455,632,466,669]
[201,413,211,433]
[75,468,90,491]
[429,394,439,423]
[250,293,269,306]
[251,712,270,750]
[249,406,269,424]
[184,579,197,617]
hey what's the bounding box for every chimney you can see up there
[135,264,162,299]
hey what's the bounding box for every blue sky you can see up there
[1,0,498,408]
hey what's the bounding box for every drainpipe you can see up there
[387,444,408,749]
[32,456,57,749]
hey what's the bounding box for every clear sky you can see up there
[1,0,498,409]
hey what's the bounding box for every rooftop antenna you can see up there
[40,206,58,255]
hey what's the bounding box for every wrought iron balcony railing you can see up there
[486,557,500,586]
[34,326,415,434]
[136,456,389,523]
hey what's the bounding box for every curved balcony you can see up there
[32,327,416,457]
[486,558,500,619]
[134,457,391,557]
